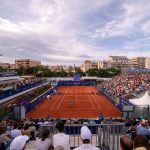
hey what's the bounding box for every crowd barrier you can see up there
[40,123,126,150]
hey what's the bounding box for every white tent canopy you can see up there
[129,91,150,105]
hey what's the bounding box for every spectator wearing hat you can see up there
[53,121,70,150]
[74,126,100,150]
[10,135,29,150]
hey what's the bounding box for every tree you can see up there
[97,69,109,77]
[75,67,86,76]
[25,67,35,74]
[59,70,68,77]
[17,65,25,75]
[43,66,54,77]
[0,66,7,72]
[86,68,99,76]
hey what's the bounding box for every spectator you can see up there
[0,125,10,145]
[134,135,150,150]
[54,146,65,150]
[30,131,36,141]
[21,124,30,136]
[53,121,70,150]
[10,135,29,150]
[74,126,100,150]
[29,122,36,135]
[10,124,22,138]
[99,73,150,98]
[120,135,133,150]
[137,121,149,139]
[35,128,52,150]
[99,113,104,122]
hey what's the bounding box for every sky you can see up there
[0,0,150,65]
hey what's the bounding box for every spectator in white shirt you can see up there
[53,121,70,150]
[74,126,100,150]
[10,124,22,138]
[35,128,52,150]
[10,135,29,150]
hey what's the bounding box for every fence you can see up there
[40,123,126,150]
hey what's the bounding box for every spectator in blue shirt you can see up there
[99,113,104,123]
[137,121,149,139]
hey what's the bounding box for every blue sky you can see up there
[0,0,150,65]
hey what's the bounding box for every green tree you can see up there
[0,66,7,72]
[25,67,35,74]
[17,65,25,75]
[86,68,99,76]
[43,66,54,77]
[97,69,109,77]
[75,67,86,76]
[59,70,68,77]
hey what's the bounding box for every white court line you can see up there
[57,95,65,110]
[88,95,94,109]
[51,95,61,110]
[63,100,89,101]
[91,95,101,109]
[63,108,101,110]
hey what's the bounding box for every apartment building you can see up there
[129,57,145,69]
[10,64,15,70]
[0,62,10,69]
[15,59,41,69]
[107,56,129,69]
[97,61,109,69]
[145,57,150,69]
[81,60,98,72]
[49,65,74,72]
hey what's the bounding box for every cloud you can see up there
[0,0,150,65]
[91,0,150,39]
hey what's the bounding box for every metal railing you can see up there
[40,123,126,150]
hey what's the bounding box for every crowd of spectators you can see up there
[0,117,150,150]
[16,78,46,88]
[0,78,47,100]
[99,73,150,98]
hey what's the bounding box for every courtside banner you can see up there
[122,105,134,111]
[58,81,92,86]
[73,74,81,81]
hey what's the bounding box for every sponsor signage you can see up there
[123,105,134,111]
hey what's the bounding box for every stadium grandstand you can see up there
[0,72,150,150]
[0,75,47,100]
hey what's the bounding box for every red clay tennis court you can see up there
[27,86,121,118]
